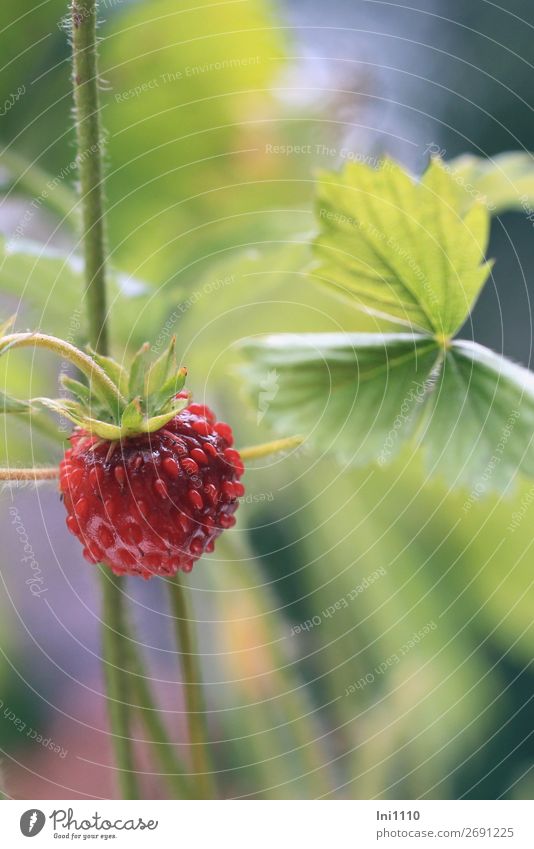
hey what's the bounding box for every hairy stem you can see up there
[239,434,304,460]
[0,332,125,409]
[0,467,58,480]
[100,571,139,799]
[168,575,216,799]
[71,0,138,799]
[71,0,109,353]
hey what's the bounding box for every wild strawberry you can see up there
[48,337,243,578]
[60,405,243,578]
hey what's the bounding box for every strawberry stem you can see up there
[239,434,305,460]
[0,332,126,410]
[71,0,139,800]
[71,0,109,352]
[0,467,58,480]
[100,570,140,799]
[124,641,192,799]
[168,574,217,799]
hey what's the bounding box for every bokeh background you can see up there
[0,0,533,799]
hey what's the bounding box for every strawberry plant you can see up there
[0,0,296,801]
[2,0,534,803]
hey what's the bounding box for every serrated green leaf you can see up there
[418,340,534,492]
[0,391,32,413]
[448,151,534,215]
[313,157,492,336]
[240,333,441,465]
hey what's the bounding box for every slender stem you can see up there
[125,642,192,799]
[239,434,304,461]
[71,0,109,353]
[0,467,58,480]
[168,575,216,799]
[100,570,139,799]
[0,332,125,409]
[70,0,138,800]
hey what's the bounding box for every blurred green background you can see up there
[0,0,533,799]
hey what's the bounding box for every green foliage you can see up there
[39,337,188,440]
[241,155,534,493]
[100,0,292,282]
[2,0,534,802]
[313,158,492,335]
[448,151,534,214]
[241,333,441,464]
[0,236,149,340]
[0,390,32,413]
[242,331,534,491]
[421,342,534,490]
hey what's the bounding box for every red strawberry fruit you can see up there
[50,339,244,578]
[60,404,244,578]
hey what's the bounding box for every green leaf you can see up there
[313,157,492,336]
[0,391,32,414]
[60,375,92,407]
[34,398,122,440]
[419,341,534,492]
[128,343,150,398]
[448,151,534,215]
[144,336,176,400]
[240,333,441,465]
[87,348,129,398]
[155,366,188,410]
[241,332,534,493]
[142,399,189,434]
[121,397,143,434]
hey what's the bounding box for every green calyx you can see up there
[51,338,189,440]
[0,320,188,441]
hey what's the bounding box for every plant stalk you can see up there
[168,574,216,799]
[71,0,109,353]
[239,434,304,460]
[0,467,58,480]
[125,642,192,799]
[0,332,125,408]
[71,0,139,799]
[100,570,140,799]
